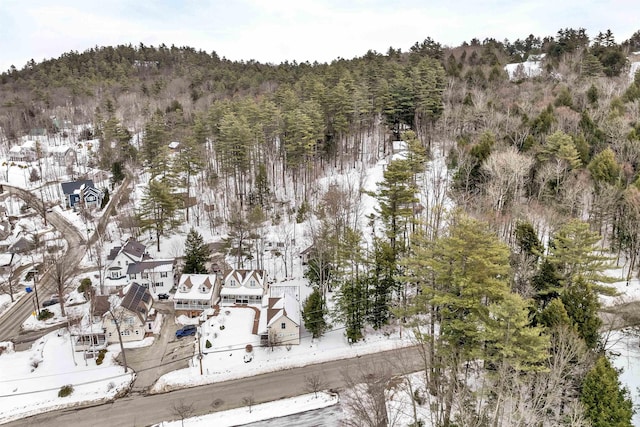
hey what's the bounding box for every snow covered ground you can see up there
[153,309,410,392]
[0,332,133,424]
[608,329,640,427]
[155,392,339,427]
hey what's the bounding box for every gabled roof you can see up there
[224,269,265,287]
[106,246,121,261]
[126,259,174,275]
[93,295,110,317]
[263,293,300,331]
[61,180,95,196]
[175,274,217,301]
[119,283,152,323]
[122,239,146,260]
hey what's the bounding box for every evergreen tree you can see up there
[515,220,543,258]
[375,158,418,256]
[139,179,181,252]
[548,219,614,290]
[334,277,369,343]
[581,356,634,427]
[486,292,549,371]
[302,288,327,339]
[100,188,110,210]
[111,161,125,188]
[183,228,210,274]
[561,277,602,349]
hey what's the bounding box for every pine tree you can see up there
[581,356,634,427]
[485,292,549,371]
[561,277,602,349]
[139,179,181,252]
[334,277,368,343]
[548,219,614,291]
[375,158,418,256]
[183,228,210,274]
[302,288,327,339]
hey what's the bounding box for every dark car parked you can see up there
[175,325,197,338]
[42,297,59,308]
[157,293,170,300]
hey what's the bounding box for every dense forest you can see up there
[2,26,640,426]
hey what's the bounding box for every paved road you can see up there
[119,305,193,392]
[0,185,86,342]
[8,346,422,427]
[0,178,130,343]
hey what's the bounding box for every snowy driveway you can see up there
[118,306,194,392]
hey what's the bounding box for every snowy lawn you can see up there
[22,292,88,331]
[0,331,133,424]
[152,308,411,393]
[156,392,339,427]
[608,329,640,427]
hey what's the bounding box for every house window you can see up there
[230,279,236,287]
[250,280,256,287]
[160,272,168,278]
[121,330,130,336]
[135,330,139,335]
[129,274,136,280]
[142,273,149,279]
[281,323,286,329]
[155,282,162,288]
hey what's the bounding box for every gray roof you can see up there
[122,239,146,259]
[127,259,174,275]
[93,295,110,317]
[61,180,95,196]
[120,283,152,323]
[107,246,121,261]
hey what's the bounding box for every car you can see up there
[175,325,197,338]
[157,293,170,300]
[42,297,59,308]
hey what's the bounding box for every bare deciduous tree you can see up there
[341,362,392,427]
[51,254,75,317]
[304,373,325,398]
[171,399,195,427]
[242,395,255,413]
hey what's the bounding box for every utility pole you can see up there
[33,270,41,316]
[197,327,203,375]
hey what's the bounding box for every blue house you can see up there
[60,180,103,209]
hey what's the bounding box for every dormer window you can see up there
[181,286,188,292]
[230,279,237,287]
[250,280,256,287]
[200,286,207,293]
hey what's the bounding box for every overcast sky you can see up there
[1,0,638,73]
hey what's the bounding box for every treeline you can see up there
[2,27,640,426]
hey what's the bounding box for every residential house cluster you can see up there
[105,238,176,295]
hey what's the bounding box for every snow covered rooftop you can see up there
[175,274,216,301]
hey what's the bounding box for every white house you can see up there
[258,292,300,346]
[127,259,175,294]
[48,145,76,166]
[174,274,218,317]
[104,284,157,343]
[220,269,267,305]
[73,295,109,352]
[7,141,38,162]
[106,239,148,282]
[60,180,103,209]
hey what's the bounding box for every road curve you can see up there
[6,346,423,427]
[0,184,86,342]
